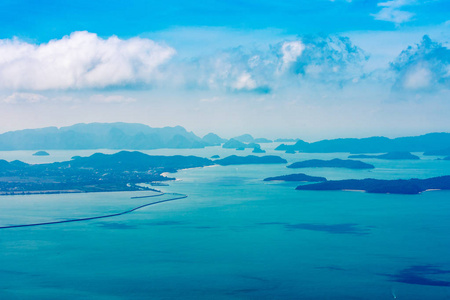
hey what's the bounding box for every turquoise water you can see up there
[1,146,450,299]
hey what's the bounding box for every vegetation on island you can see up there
[348,151,420,160]
[287,159,375,169]
[295,176,450,194]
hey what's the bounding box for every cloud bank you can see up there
[0,31,176,90]
[0,30,448,97]
[175,35,368,93]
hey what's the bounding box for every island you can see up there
[214,155,287,166]
[222,138,262,150]
[0,122,213,150]
[424,147,450,156]
[295,176,450,194]
[202,133,227,146]
[285,149,296,154]
[274,132,450,154]
[252,147,266,153]
[275,138,299,142]
[211,155,220,159]
[0,151,214,195]
[253,138,272,143]
[264,173,327,182]
[287,159,375,169]
[33,151,50,156]
[348,151,420,160]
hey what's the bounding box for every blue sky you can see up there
[0,0,449,139]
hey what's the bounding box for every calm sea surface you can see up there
[1,144,450,299]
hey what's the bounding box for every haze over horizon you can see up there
[0,0,449,140]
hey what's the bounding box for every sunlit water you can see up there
[1,144,450,299]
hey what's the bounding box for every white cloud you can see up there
[280,41,305,71]
[90,94,137,103]
[390,35,450,91]
[232,72,258,90]
[3,92,47,104]
[0,31,175,90]
[402,64,432,89]
[372,0,415,24]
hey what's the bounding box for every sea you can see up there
[1,144,450,299]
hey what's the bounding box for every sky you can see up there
[0,0,449,140]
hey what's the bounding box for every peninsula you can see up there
[0,151,213,195]
[0,152,291,195]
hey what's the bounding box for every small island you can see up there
[295,175,450,194]
[211,155,220,159]
[252,147,266,153]
[264,173,327,182]
[33,151,50,156]
[348,151,420,160]
[287,159,375,169]
[214,155,287,166]
[222,138,261,150]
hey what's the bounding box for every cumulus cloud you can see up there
[0,31,175,90]
[278,35,368,84]
[371,0,415,24]
[0,31,369,94]
[177,34,367,93]
[280,41,305,72]
[391,35,450,90]
[178,47,273,92]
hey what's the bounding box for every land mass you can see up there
[275,132,450,154]
[214,155,287,166]
[0,122,214,150]
[424,147,450,156]
[295,176,450,194]
[348,151,420,160]
[287,159,375,169]
[33,151,50,156]
[0,152,288,195]
[222,138,260,149]
[0,151,213,195]
[264,173,327,182]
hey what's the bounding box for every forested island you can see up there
[33,151,50,156]
[295,176,450,194]
[275,132,450,154]
[264,173,327,182]
[287,159,375,169]
[348,152,420,160]
[214,155,287,166]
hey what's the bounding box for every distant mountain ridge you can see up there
[276,133,450,154]
[0,123,213,150]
